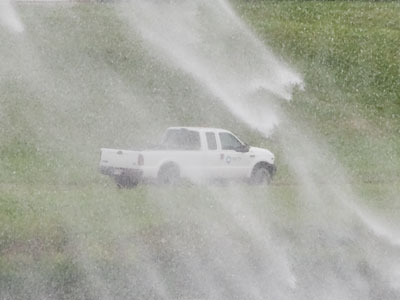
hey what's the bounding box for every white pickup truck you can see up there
[99,127,276,187]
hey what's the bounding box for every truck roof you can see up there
[167,126,230,133]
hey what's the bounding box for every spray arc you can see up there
[119,0,303,136]
[0,0,24,33]
[117,0,400,297]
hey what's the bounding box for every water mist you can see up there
[118,0,303,136]
[1,1,399,300]
[0,0,24,33]
[117,0,400,299]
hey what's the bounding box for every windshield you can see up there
[161,129,201,150]
[219,132,244,150]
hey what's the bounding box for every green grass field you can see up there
[1,1,400,299]
[237,0,400,180]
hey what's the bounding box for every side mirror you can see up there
[236,144,250,153]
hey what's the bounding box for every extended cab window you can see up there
[219,132,243,150]
[161,129,201,150]
[206,132,217,150]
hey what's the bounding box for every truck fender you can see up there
[157,159,181,173]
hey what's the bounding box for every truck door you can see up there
[217,132,252,178]
[203,131,224,179]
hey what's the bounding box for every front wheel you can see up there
[250,166,272,185]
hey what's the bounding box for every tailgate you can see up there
[100,148,141,169]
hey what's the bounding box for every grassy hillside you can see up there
[1,1,400,299]
[238,1,400,180]
[1,2,399,183]
[1,2,398,184]
[2,3,272,188]
[235,0,400,181]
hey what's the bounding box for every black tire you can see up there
[158,163,180,185]
[250,164,272,185]
[114,175,138,189]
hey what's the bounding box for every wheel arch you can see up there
[157,160,181,177]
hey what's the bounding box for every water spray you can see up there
[0,0,24,33]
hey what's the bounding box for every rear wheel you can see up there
[114,175,138,189]
[158,163,180,185]
[251,165,272,185]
